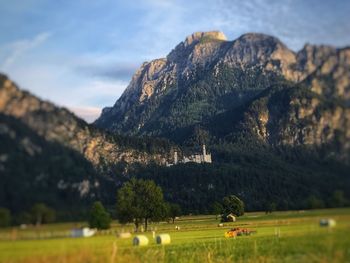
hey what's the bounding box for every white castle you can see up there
[166,145,212,166]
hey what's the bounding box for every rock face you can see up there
[184,31,227,45]
[0,74,168,167]
[95,31,350,160]
[233,84,350,160]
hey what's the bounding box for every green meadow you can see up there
[0,208,349,263]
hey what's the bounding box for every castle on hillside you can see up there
[166,145,212,166]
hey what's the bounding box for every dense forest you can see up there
[127,143,350,214]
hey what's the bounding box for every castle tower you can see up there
[202,145,206,157]
[202,144,212,163]
[174,151,178,165]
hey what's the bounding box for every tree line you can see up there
[89,179,246,230]
[0,203,56,227]
[1,176,348,229]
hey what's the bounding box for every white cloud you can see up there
[77,79,128,103]
[4,60,127,122]
[63,79,127,122]
[0,33,129,121]
[0,32,52,70]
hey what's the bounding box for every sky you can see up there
[0,0,349,122]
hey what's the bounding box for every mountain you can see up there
[0,74,171,168]
[1,31,350,217]
[0,74,172,216]
[95,31,350,161]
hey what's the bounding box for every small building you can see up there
[71,227,96,238]
[117,232,132,239]
[226,214,236,222]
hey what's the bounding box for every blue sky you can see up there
[0,0,349,122]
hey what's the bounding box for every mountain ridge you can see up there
[95,31,350,162]
[0,74,171,168]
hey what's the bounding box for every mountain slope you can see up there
[95,31,350,160]
[0,74,173,215]
[0,74,171,168]
[0,113,101,214]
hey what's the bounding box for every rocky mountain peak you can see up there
[167,31,228,64]
[296,43,338,73]
[184,31,227,46]
[224,33,296,68]
[237,33,283,44]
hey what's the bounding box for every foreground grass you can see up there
[0,208,349,263]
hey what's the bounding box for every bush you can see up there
[0,208,11,227]
[16,212,31,225]
[265,202,277,214]
[89,201,111,230]
[30,203,56,225]
[329,190,348,208]
[306,196,325,209]
[167,203,182,223]
[211,202,223,220]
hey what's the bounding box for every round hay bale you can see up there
[156,234,171,245]
[320,219,336,227]
[118,232,131,239]
[133,235,149,246]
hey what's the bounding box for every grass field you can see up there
[0,208,350,263]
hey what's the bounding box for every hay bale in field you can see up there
[218,223,224,227]
[320,219,336,227]
[133,235,149,246]
[156,234,171,245]
[117,232,131,239]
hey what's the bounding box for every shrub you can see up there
[0,208,11,227]
[89,201,111,230]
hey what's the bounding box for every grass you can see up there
[0,208,349,262]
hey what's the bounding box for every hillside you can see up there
[0,74,171,168]
[0,74,172,215]
[0,113,102,214]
